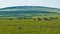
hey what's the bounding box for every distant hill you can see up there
[0,6,60,18]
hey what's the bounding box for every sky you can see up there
[0,0,60,8]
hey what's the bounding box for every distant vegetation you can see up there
[4,17,58,21]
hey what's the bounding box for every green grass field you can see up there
[0,19,60,34]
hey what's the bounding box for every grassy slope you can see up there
[0,19,60,34]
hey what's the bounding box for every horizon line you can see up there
[0,6,60,9]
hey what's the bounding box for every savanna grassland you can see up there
[0,18,60,34]
[0,6,60,34]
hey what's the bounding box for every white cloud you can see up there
[0,0,60,8]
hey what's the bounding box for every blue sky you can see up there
[0,0,60,8]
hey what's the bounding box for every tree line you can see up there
[8,17,58,21]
